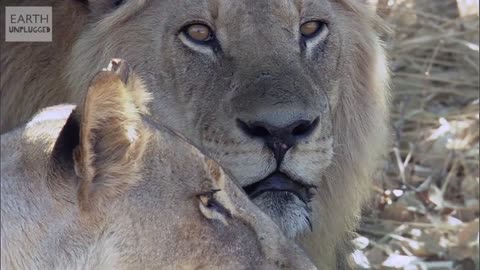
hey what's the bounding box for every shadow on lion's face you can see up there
[71,0,381,239]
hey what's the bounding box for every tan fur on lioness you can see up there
[1,0,390,268]
[0,61,316,270]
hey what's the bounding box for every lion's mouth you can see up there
[243,172,316,204]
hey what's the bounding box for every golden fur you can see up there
[1,61,316,269]
[1,0,390,268]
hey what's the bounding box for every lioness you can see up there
[1,0,390,267]
[0,60,316,270]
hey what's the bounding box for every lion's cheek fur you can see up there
[298,27,390,270]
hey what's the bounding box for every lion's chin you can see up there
[251,191,312,239]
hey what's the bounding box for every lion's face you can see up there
[70,0,387,240]
[125,0,340,238]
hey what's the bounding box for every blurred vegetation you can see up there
[354,0,479,269]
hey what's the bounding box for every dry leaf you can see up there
[382,254,421,269]
[458,219,479,245]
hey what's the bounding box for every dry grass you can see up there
[355,0,479,269]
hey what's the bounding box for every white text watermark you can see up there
[5,7,52,42]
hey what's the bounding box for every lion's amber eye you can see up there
[185,24,213,42]
[300,21,323,37]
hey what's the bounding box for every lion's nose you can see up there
[236,117,319,163]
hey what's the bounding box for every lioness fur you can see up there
[1,60,316,270]
[0,0,390,268]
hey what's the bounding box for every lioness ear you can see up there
[74,59,151,210]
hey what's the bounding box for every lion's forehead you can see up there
[165,0,334,28]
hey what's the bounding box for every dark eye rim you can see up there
[197,189,233,219]
[179,22,216,45]
[300,20,328,39]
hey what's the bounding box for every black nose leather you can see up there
[237,117,319,164]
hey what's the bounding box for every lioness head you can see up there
[1,60,316,270]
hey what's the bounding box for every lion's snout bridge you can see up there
[231,67,322,164]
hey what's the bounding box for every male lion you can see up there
[1,0,390,267]
[1,60,316,270]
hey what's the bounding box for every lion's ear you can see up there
[83,0,126,15]
[74,59,151,210]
